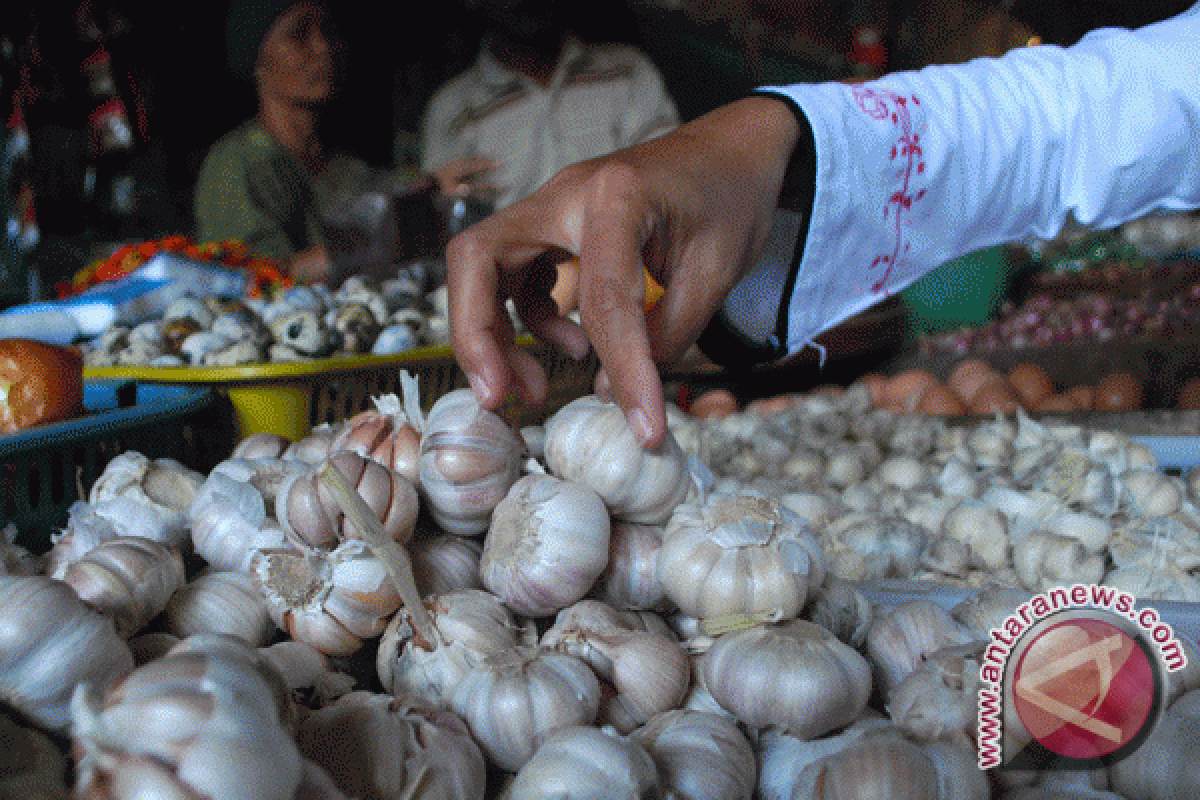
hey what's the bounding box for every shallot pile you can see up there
[4,377,1200,799]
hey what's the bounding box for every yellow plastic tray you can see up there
[85,339,598,442]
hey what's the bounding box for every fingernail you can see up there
[467,372,494,405]
[628,408,652,445]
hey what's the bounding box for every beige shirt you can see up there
[418,38,679,210]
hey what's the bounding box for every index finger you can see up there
[576,195,667,449]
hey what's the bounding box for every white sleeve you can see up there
[720,4,1200,359]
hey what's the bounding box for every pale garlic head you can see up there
[699,619,871,738]
[444,646,601,771]
[544,395,691,525]
[0,576,134,730]
[481,472,611,618]
[60,536,185,638]
[296,692,486,800]
[70,635,304,800]
[164,569,276,647]
[630,710,756,800]
[658,490,824,620]
[503,725,659,800]
[593,520,671,612]
[417,388,525,536]
[866,599,977,695]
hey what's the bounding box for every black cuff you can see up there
[696,92,818,370]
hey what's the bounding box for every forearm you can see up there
[718,5,1200,361]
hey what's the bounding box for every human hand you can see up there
[290,244,335,284]
[446,96,799,448]
[431,157,497,197]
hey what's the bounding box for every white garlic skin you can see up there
[446,646,601,771]
[70,635,304,800]
[592,520,671,612]
[504,726,660,800]
[481,473,611,617]
[544,395,691,525]
[377,588,530,704]
[658,490,824,620]
[60,536,185,637]
[0,576,134,730]
[165,570,275,646]
[866,599,976,695]
[418,388,524,536]
[700,619,871,739]
[88,451,204,539]
[253,542,401,656]
[296,692,486,800]
[631,710,756,800]
[411,531,483,597]
[756,716,894,800]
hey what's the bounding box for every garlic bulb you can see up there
[794,732,941,800]
[700,619,871,738]
[0,576,133,730]
[481,472,610,617]
[593,520,671,611]
[821,512,925,581]
[1011,529,1106,591]
[941,500,1009,569]
[756,716,894,800]
[951,587,1033,638]
[544,395,691,525]
[866,599,977,694]
[165,569,275,646]
[233,432,292,459]
[541,600,689,732]
[503,725,659,800]
[331,394,422,484]
[886,644,982,745]
[277,451,419,550]
[88,451,204,541]
[286,423,343,464]
[190,460,297,572]
[411,531,483,597]
[1122,468,1183,518]
[631,710,756,800]
[808,577,874,648]
[445,645,601,771]
[253,541,402,656]
[0,523,42,576]
[1110,694,1200,800]
[377,588,533,703]
[658,490,824,620]
[296,692,486,800]
[60,536,185,637]
[416,387,524,536]
[70,635,305,800]
[0,709,70,799]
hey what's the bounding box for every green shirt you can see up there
[193,120,330,261]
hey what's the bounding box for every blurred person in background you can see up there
[193,0,374,284]
[416,0,680,310]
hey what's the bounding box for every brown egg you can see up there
[1033,393,1079,413]
[858,373,890,408]
[1178,377,1200,410]
[1007,363,1055,407]
[690,388,739,419]
[946,358,999,402]
[968,377,1022,414]
[918,385,968,416]
[1094,371,1144,412]
[1064,384,1094,411]
[886,369,940,411]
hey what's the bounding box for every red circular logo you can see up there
[1012,617,1158,761]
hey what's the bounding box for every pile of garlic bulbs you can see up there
[688,383,1200,603]
[81,274,448,368]
[5,377,1200,799]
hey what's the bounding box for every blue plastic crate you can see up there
[0,380,218,554]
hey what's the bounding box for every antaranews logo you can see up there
[977,583,1187,771]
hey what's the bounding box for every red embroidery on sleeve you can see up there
[852,86,925,292]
